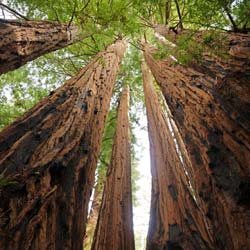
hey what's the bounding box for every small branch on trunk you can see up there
[51,4,61,23]
[174,0,183,30]
[68,0,77,27]
[224,6,239,32]
[129,41,142,51]
[81,0,91,12]
[139,16,154,28]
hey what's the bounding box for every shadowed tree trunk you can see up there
[142,61,214,250]
[0,39,126,250]
[143,38,250,250]
[0,19,79,74]
[91,86,135,250]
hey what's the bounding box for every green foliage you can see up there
[152,29,229,65]
[0,61,59,129]
[233,0,250,29]
[99,107,118,171]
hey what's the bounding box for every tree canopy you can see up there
[1,0,249,127]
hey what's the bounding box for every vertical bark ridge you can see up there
[142,61,214,250]
[144,41,250,250]
[0,19,79,74]
[0,39,127,250]
[91,86,135,250]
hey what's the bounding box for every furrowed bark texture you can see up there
[0,39,126,250]
[91,86,135,250]
[144,38,250,250]
[0,19,79,74]
[142,61,214,250]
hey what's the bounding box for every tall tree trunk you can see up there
[0,19,79,74]
[0,39,126,250]
[91,86,135,250]
[143,41,250,250]
[142,61,214,250]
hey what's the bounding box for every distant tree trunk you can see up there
[0,19,79,74]
[142,61,214,250]
[91,86,135,250]
[84,107,118,250]
[83,168,106,250]
[0,39,126,250]
[144,40,250,250]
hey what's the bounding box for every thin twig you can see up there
[68,0,77,27]
[1,7,6,19]
[80,0,91,12]
[223,6,238,32]
[50,4,61,23]
[90,35,99,51]
[129,41,143,51]
[174,0,183,29]
[0,3,29,20]
[68,57,79,73]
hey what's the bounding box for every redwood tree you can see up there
[142,61,214,250]
[0,19,79,74]
[143,35,250,249]
[0,39,126,250]
[91,86,135,250]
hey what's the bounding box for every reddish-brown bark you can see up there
[144,37,250,250]
[0,19,79,74]
[142,61,214,250]
[91,86,135,250]
[0,39,126,250]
